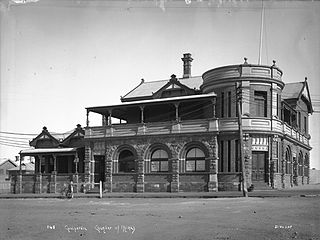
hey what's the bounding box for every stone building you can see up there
[84,54,313,192]
[14,53,313,193]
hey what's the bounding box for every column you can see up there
[174,103,179,122]
[104,153,113,193]
[17,154,23,194]
[86,110,90,127]
[50,155,57,193]
[211,98,216,118]
[208,136,218,192]
[74,154,79,193]
[35,155,43,194]
[84,144,93,192]
[171,158,179,192]
[108,110,112,126]
[140,106,144,124]
[136,157,144,193]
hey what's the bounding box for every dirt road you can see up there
[1,197,319,240]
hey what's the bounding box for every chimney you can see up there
[181,53,193,78]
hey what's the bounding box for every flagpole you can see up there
[258,0,264,65]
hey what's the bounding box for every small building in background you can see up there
[0,159,18,193]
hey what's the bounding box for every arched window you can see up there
[304,154,309,177]
[119,150,135,173]
[151,149,168,172]
[285,148,292,174]
[186,148,206,172]
[298,152,303,176]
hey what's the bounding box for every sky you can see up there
[0,0,319,169]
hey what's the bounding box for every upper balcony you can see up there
[85,117,310,147]
[85,119,219,139]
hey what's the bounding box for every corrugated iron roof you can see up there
[8,162,35,171]
[122,76,203,99]
[282,82,304,100]
[20,148,78,155]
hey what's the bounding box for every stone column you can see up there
[243,135,252,188]
[35,174,42,194]
[84,143,93,189]
[104,153,113,193]
[136,157,144,193]
[208,157,218,192]
[208,136,218,192]
[171,158,179,192]
[281,141,286,188]
[17,174,23,194]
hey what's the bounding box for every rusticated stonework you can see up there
[86,132,218,193]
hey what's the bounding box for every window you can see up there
[186,148,205,172]
[254,91,267,117]
[285,148,292,174]
[219,141,224,172]
[228,92,232,117]
[298,152,303,176]
[304,116,307,133]
[151,149,168,172]
[221,92,224,118]
[276,93,280,117]
[227,140,231,172]
[304,154,309,177]
[235,140,239,172]
[119,150,135,173]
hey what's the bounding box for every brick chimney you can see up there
[181,53,193,78]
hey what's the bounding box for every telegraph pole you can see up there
[236,82,248,197]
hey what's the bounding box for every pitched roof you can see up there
[20,147,78,156]
[282,80,313,113]
[0,159,18,168]
[282,82,305,100]
[8,162,35,171]
[122,76,203,101]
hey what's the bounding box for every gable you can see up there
[60,124,85,148]
[152,74,198,99]
[29,127,60,148]
[121,76,203,102]
[281,80,313,114]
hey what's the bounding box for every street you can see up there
[1,195,320,240]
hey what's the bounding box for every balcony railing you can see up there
[85,118,309,146]
[85,119,219,139]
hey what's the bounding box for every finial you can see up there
[42,126,47,131]
[272,60,276,67]
[244,57,248,64]
[141,78,145,83]
[305,77,307,82]
[76,124,81,129]
[171,74,176,79]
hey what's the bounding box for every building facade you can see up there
[84,54,313,192]
[14,54,313,193]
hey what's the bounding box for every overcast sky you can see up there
[1,0,319,169]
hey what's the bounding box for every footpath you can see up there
[0,184,319,199]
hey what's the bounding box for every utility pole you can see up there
[236,82,248,197]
